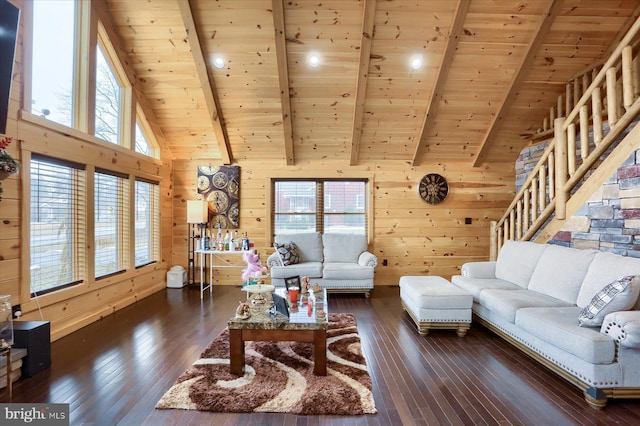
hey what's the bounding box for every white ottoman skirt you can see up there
[399,276,473,337]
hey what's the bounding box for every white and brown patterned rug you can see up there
[155,313,377,415]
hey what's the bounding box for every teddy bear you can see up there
[242,251,267,282]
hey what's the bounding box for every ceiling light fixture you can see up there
[213,56,225,69]
[308,54,321,68]
[410,56,423,71]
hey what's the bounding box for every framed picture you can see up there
[197,165,240,228]
[271,292,290,318]
[284,275,301,291]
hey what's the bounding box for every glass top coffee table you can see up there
[228,287,328,376]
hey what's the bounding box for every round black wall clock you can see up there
[418,173,449,205]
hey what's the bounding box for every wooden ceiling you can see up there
[103,0,640,166]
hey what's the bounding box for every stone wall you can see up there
[515,140,640,257]
[549,149,640,257]
[515,142,548,192]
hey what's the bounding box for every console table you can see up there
[195,249,254,298]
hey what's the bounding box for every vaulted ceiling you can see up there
[103,0,640,166]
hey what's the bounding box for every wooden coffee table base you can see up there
[229,328,327,376]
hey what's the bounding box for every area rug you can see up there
[155,313,377,415]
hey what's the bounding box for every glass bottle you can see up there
[216,223,223,251]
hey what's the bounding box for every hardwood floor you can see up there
[7,285,640,425]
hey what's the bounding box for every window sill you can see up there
[20,260,168,313]
[19,110,162,163]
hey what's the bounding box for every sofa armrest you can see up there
[461,261,497,279]
[601,311,640,349]
[358,251,378,268]
[266,252,283,268]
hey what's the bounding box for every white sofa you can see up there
[266,232,377,296]
[451,240,640,409]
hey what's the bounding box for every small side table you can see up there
[1,346,11,402]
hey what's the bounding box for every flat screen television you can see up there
[0,0,20,135]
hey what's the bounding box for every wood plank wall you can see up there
[0,0,517,342]
[172,159,515,286]
[0,0,173,342]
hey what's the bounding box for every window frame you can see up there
[134,107,160,158]
[270,177,371,242]
[94,168,130,279]
[94,42,124,146]
[29,154,87,296]
[134,178,160,268]
[23,1,159,157]
[28,0,78,129]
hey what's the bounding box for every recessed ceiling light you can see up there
[410,56,423,71]
[308,54,321,68]
[213,56,225,69]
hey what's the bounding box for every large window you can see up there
[28,2,159,158]
[135,107,159,158]
[94,44,122,144]
[272,179,367,236]
[95,170,129,278]
[30,0,76,126]
[30,156,86,295]
[135,179,160,267]
[135,122,152,156]
[26,5,162,300]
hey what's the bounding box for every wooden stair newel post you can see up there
[490,221,497,261]
[554,117,568,220]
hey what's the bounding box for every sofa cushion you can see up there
[273,241,300,266]
[322,233,367,263]
[450,276,521,303]
[274,232,323,262]
[495,240,547,288]
[516,306,617,364]
[578,275,640,327]
[323,262,374,280]
[270,261,323,279]
[479,289,571,323]
[461,261,497,279]
[527,245,598,304]
[577,252,640,309]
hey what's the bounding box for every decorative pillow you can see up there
[273,241,300,266]
[578,275,640,327]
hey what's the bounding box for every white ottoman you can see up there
[399,276,473,337]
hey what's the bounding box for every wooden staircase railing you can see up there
[490,17,640,260]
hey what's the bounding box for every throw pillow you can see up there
[274,241,300,266]
[578,275,640,327]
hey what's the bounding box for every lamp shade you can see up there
[187,200,208,224]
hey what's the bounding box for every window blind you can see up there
[30,155,86,295]
[95,169,129,278]
[135,178,160,267]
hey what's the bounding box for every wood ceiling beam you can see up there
[472,0,562,167]
[272,0,295,165]
[178,0,232,164]
[349,0,377,166]
[412,0,470,166]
